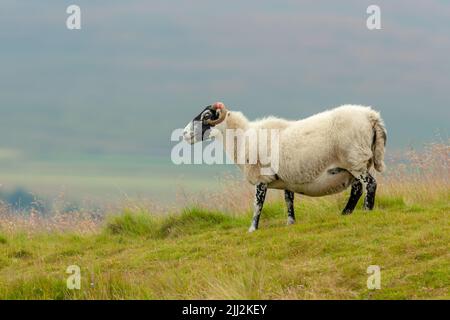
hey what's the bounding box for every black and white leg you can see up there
[342,179,363,215]
[249,183,267,232]
[362,172,377,210]
[284,190,295,225]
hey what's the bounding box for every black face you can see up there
[184,105,222,143]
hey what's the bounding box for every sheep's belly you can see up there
[283,168,354,197]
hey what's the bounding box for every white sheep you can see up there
[183,102,387,232]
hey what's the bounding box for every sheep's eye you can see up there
[201,111,212,121]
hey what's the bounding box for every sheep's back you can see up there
[276,105,376,183]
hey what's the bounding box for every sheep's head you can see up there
[183,102,229,144]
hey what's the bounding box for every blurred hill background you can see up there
[0,1,449,209]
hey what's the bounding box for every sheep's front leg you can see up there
[248,183,267,232]
[285,190,295,225]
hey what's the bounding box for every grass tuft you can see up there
[105,209,159,237]
[105,207,246,239]
[375,196,406,209]
[159,207,240,238]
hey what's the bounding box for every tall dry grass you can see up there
[380,141,449,204]
[0,206,100,236]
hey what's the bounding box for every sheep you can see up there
[183,102,387,232]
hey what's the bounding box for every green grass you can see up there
[0,194,448,300]
[105,208,248,239]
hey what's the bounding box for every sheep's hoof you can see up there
[342,209,353,215]
[287,217,295,225]
[248,225,257,233]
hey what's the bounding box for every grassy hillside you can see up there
[0,190,448,300]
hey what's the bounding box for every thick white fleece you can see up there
[215,104,386,185]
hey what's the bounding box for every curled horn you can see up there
[205,102,228,126]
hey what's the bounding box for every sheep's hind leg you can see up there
[342,180,363,215]
[284,190,295,225]
[363,173,377,210]
[248,183,267,232]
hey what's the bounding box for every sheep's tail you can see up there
[368,109,387,172]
